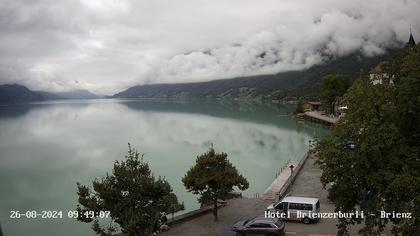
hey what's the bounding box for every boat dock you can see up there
[304,111,338,126]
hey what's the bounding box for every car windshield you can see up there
[274,220,283,228]
[244,217,256,225]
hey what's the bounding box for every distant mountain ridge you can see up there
[52,90,100,99]
[0,84,44,104]
[0,49,397,104]
[0,84,100,104]
[113,51,396,100]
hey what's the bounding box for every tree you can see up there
[315,46,420,235]
[295,100,305,114]
[182,148,249,221]
[320,74,351,113]
[76,144,184,236]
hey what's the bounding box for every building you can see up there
[406,31,416,48]
[369,32,416,85]
[303,101,322,112]
[332,96,347,117]
[369,61,391,85]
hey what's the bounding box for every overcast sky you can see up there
[0,0,419,94]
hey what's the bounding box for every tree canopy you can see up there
[182,148,249,221]
[76,144,184,236]
[316,44,420,235]
[320,74,351,112]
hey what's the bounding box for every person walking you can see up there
[289,164,295,174]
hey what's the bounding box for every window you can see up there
[274,221,283,228]
[289,203,313,210]
[289,203,300,210]
[303,204,313,210]
[249,223,272,228]
[289,203,296,209]
[249,223,262,228]
[282,202,288,211]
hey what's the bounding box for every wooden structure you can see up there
[304,111,338,126]
[302,101,322,112]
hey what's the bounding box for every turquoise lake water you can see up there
[0,99,327,235]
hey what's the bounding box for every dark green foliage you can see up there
[315,46,420,235]
[320,74,350,113]
[182,148,249,221]
[76,144,184,236]
[399,46,420,78]
[295,100,304,114]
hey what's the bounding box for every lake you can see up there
[0,99,326,235]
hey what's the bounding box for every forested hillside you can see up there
[114,51,395,100]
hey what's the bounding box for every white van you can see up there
[266,196,320,224]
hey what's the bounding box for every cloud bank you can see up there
[0,0,419,94]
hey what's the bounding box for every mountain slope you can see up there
[0,85,101,104]
[114,51,395,100]
[54,90,101,99]
[0,84,44,104]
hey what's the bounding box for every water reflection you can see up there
[0,99,326,236]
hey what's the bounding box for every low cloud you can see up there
[0,0,419,94]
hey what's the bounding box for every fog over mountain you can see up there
[0,0,419,94]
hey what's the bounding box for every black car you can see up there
[232,217,285,236]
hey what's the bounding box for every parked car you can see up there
[232,217,285,236]
[266,196,320,224]
[215,230,239,236]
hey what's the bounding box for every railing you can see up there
[243,192,260,199]
[276,152,310,200]
[275,158,292,178]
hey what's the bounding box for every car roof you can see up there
[281,196,319,204]
[251,217,278,223]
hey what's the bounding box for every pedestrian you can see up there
[289,164,294,174]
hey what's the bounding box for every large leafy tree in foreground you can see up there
[76,144,184,236]
[316,45,420,235]
[182,148,249,221]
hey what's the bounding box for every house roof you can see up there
[334,96,347,106]
[306,101,322,105]
[407,33,416,47]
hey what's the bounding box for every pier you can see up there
[261,152,310,201]
[304,111,338,126]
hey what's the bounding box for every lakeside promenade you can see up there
[159,154,392,236]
